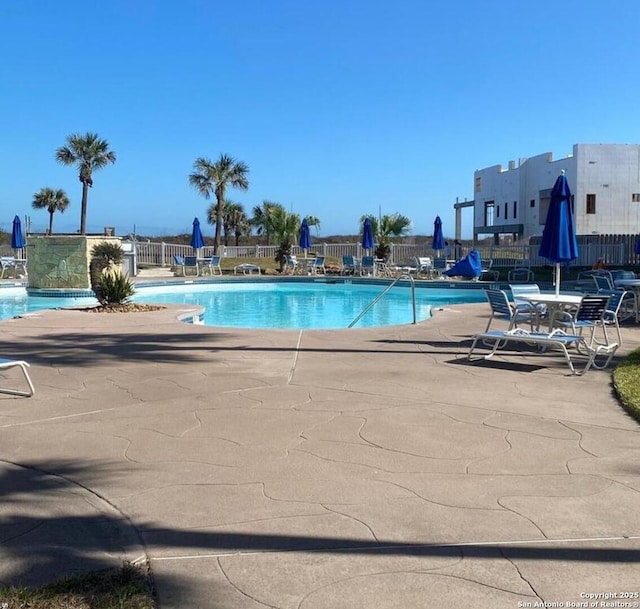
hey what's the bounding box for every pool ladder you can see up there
[348,274,417,328]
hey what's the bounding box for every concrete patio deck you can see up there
[0,297,639,608]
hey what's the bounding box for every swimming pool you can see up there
[0,280,488,329]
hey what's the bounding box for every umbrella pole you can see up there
[555,263,560,297]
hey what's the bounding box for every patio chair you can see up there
[432,257,449,278]
[360,256,375,276]
[483,288,538,332]
[550,294,613,352]
[341,255,359,275]
[508,267,535,282]
[173,255,186,276]
[598,289,636,345]
[184,255,199,276]
[509,284,546,329]
[1,257,18,279]
[593,274,614,291]
[375,259,394,277]
[201,256,223,276]
[413,257,433,278]
[309,256,326,275]
[0,357,35,397]
[610,270,636,282]
[480,259,499,281]
[284,255,299,274]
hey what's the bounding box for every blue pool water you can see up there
[0,281,488,329]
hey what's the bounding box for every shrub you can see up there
[99,270,135,305]
[90,242,130,305]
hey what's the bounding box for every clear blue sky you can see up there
[2,1,640,239]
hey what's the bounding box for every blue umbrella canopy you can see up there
[298,218,312,252]
[11,215,24,250]
[361,217,374,252]
[190,217,205,251]
[539,172,578,295]
[432,216,445,253]
[635,236,640,255]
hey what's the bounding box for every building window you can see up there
[484,201,494,225]
[530,199,535,208]
[513,201,517,219]
[586,194,596,214]
[632,193,640,202]
[496,204,500,219]
[475,176,482,192]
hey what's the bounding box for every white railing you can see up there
[131,236,640,268]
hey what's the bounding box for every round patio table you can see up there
[518,293,584,330]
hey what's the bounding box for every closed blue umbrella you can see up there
[11,215,24,253]
[635,236,640,255]
[299,218,312,257]
[539,171,578,295]
[190,217,205,252]
[432,216,445,255]
[361,217,374,253]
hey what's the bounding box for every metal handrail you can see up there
[348,274,417,328]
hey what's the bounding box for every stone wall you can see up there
[27,235,122,289]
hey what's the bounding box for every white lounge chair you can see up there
[0,358,35,396]
[467,328,618,376]
[234,263,261,275]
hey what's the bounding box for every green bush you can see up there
[613,348,640,422]
[99,270,135,305]
[90,241,127,305]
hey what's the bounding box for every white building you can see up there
[459,144,640,243]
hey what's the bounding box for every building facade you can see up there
[463,143,640,243]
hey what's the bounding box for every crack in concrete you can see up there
[217,556,278,608]
[497,545,542,600]
[465,428,511,474]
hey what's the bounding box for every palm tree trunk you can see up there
[80,181,89,234]
[213,197,223,255]
[48,211,54,235]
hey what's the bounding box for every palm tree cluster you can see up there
[360,213,412,260]
[31,134,414,256]
[188,156,325,263]
[29,132,117,235]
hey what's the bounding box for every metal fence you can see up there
[131,234,640,269]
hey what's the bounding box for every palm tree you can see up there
[305,215,321,233]
[223,202,249,246]
[207,200,248,247]
[31,187,70,235]
[251,200,283,245]
[267,207,301,271]
[189,154,249,254]
[360,213,412,260]
[55,132,116,234]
